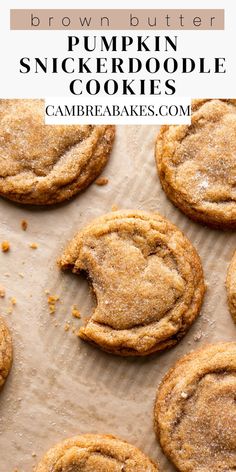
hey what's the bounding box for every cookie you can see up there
[0,100,115,205]
[226,250,236,321]
[0,316,13,388]
[35,434,159,471]
[59,210,205,356]
[154,342,236,472]
[156,99,236,228]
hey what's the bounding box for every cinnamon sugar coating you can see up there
[0,100,115,205]
[154,342,236,471]
[156,99,236,228]
[35,434,159,471]
[59,210,205,356]
[0,316,13,388]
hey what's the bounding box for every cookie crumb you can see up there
[47,295,59,315]
[194,331,203,342]
[32,452,37,458]
[21,219,28,231]
[181,391,188,399]
[71,305,81,319]
[95,177,109,186]
[1,240,10,252]
[6,297,17,314]
[29,243,38,249]
[64,322,70,332]
[111,204,118,211]
[18,272,25,278]
[0,286,5,298]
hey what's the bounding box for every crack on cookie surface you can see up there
[35,434,159,471]
[155,343,236,472]
[0,100,115,204]
[59,210,205,356]
[156,99,236,228]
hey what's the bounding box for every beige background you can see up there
[0,125,235,471]
[10,9,224,30]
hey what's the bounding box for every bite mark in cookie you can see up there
[59,210,205,356]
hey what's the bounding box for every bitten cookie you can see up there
[35,434,159,471]
[226,250,236,322]
[156,99,236,228]
[0,100,115,205]
[0,316,13,388]
[154,342,236,472]
[59,210,205,356]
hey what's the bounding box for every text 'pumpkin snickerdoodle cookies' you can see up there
[35,434,159,472]
[156,99,236,228]
[0,100,115,205]
[226,250,236,322]
[59,210,205,356]
[0,316,13,388]
[154,342,236,472]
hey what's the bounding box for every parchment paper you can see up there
[0,125,235,472]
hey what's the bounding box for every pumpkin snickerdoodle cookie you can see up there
[154,342,236,472]
[35,434,159,471]
[0,100,115,205]
[156,99,236,228]
[0,316,13,388]
[59,210,205,356]
[226,250,236,322]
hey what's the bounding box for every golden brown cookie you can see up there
[226,250,236,321]
[156,99,236,228]
[59,210,205,356]
[154,342,236,472]
[0,316,13,388]
[35,434,159,471]
[0,100,115,205]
